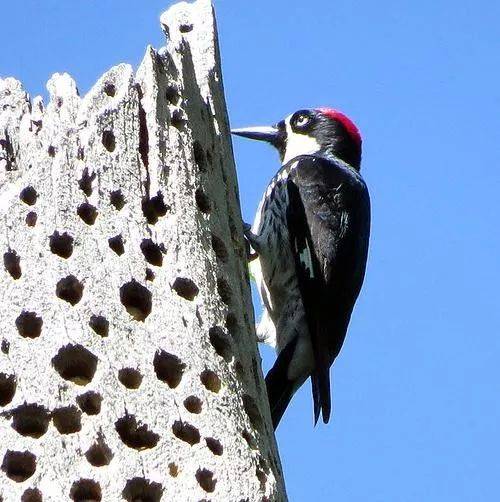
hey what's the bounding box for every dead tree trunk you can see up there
[0,1,287,500]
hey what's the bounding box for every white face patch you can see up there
[282,114,321,164]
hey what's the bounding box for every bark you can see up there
[0,1,287,500]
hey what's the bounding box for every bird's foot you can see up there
[243,222,260,261]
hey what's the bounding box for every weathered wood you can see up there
[0,1,286,500]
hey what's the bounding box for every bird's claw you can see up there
[243,222,260,261]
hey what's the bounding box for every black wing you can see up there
[286,155,370,424]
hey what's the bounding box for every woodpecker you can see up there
[232,108,370,429]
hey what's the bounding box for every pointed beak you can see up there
[231,125,281,145]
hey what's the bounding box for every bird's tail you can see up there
[264,337,299,430]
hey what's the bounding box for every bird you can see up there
[232,108,370,429]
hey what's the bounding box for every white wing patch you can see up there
[297,240,314,278]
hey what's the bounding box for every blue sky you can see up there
[2,1,500,500]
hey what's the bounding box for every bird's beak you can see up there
[231,126,281,146]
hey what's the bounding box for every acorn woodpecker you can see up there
[232,108,370,429]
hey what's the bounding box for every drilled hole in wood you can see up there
[21,488,43,502]
[0,373,16,406]
[102,130,115,152]
[19,186,37,205]
[25,211,37,226]
[78,168,96,196]
[140,238,163,266]
[11,404,50,438]
[1,450,36,483]
[52,344,97,385]
[183,396,202,414]
[242,430,258,450]
[172,420,200,446]
[77,147,85,160]
[118,368,142,389]
[195,188,211,213]
[209,326,232,362]
[211,233,228,262]
[205,437,223,456]
[48,145,56,157]
[171,277,199,301]
[15,311,43,339]
[145,268,155,281]
[179,23,194,33]
[171,108,186,129]
[108,234,125,256]
[120,280,152,322]
[77,202,98,225]
[168,462,179,477]
[200,370,221,393]
[115,414,159,450]
[70,479,102,502]
[1,339,9,354]
[141,192,168,224]
[104,83,116,97]
[122,478,163,502]
[52,406,82,434]
[217,278,232,305]
[193,140,206,172]
[165,84,180,104]
[49,231,74,258]
[243,394,263,431]
[56,275,84,305]
[3,249,21,279]
[110,189,125,210]
[89,315,109,337]
[153,350,185,388]
[76,391,102,415]
[85,437,113,467]
[196,468,216,493]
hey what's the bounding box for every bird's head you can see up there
[232,108,362,169]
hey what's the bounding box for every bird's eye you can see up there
[294,114,310,127]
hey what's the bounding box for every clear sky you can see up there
[2,1,500,500]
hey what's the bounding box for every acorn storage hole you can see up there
[118,368,143,389]
[165,84,180,104]
[179,23,194,33]
[196,468,216,493]
[141,192,168,224]
[183,395,202,414]
[3,249,21,279]
[211,233,228,262]
[200,370,221,393]
[115,414,159,450]
[78,168,96,196]
[120,280,152,322]
[193,140,206,172]
[11,404,50,438]
[52,406,82,434]
[19,186,37,205]
[140,238,163,266]
[70,479,102,502]
[104,82,116,97]
[195,188,211,213]
[209,326,233,362]
[217,278,233,305]
[49,231,74,258]
[56,275,84,305]
[76,391,102,415]
[171,277,199,301]
[102,130,115,152]
[122,478,163,502]
[25,211,37,226]
[89,315,109,337]
[110,189,126,210]
[1,450,36,483]
[15,311,42,339]
[108,234,125,256]
[52,344,98,385]
[77,202,98,225]
[153,350,185,388]
[85,437,113,467]
[168,463,179,477]
[243,394,263,431]
[21,488,43,502]
[205,437,223,456]
[172,420,200,446]
[0,373,17,406]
